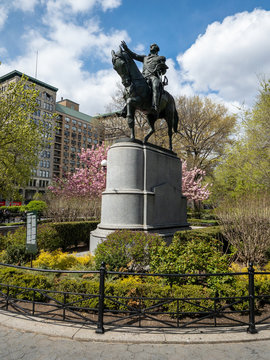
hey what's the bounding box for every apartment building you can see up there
[54,99,104,178]
[0,70,103,202]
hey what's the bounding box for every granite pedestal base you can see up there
[90,141,189,253]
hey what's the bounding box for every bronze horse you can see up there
[111,46,179,151]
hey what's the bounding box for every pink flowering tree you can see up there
[47,144,108,221]
[49,144,108,198]
[182,161,211,202]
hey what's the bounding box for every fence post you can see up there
[5,285,9,310]
[32,290,35,316]
[247,262,257,334]
[96,262,106,334]
[63,292,66,321]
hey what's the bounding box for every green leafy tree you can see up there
[212,79,270,202]
[0,76,50,199]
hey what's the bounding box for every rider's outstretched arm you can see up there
[121,41,145,62]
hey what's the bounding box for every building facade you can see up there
[0,70,104,202]
[54,99,104,179]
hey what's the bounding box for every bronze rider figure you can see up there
[121,41,168,115]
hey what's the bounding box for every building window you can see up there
[72,119,77,125]
[65,117,70,122]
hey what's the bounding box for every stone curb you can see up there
[1,310,270,344]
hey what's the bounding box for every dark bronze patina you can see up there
[111,42,179,151]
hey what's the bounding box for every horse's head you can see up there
[111,48,131,88]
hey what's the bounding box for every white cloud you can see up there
[4,3,268,116]
[12,0,39,12]
[166,58,194,98]
[0,0,128,115]
[44,0,121,18]
[0,5,9,30]
[133,43,145,53]
[177,9,270,106]
[99,0,122,12]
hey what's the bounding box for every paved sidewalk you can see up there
[1,311,270,360]
[1,310,270,344]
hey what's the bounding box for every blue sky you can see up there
[0,0,270,115]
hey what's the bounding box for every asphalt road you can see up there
[0,325,270,360]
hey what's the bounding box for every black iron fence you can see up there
[0,262,270,333]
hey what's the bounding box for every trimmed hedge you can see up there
[173,226,223,242]
[0,206,21,214]
[188,218,219,226]
[37,221,99,251]
[0,221,99,261]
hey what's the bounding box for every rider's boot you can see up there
[152,90,159,116]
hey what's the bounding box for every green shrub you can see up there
[0,265,269,315]
[0,221,98,263]
[94,230,165,271]
[0,226,31,265]
[173,226,224,242]
[0,206,21,214]
[188,218,219,226]
[37,223,62,251]
[37,221,98,251]
[0,225,26,249]
[187,208,216,220]
[0,267,52,301]
[1,243,32,265]
[56,277,100,309]
[168,284,214,315]
[149,233,232,287]
[21,200,47,218]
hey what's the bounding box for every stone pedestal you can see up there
[90,141,189,253]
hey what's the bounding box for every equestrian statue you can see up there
[111,41,179,151]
